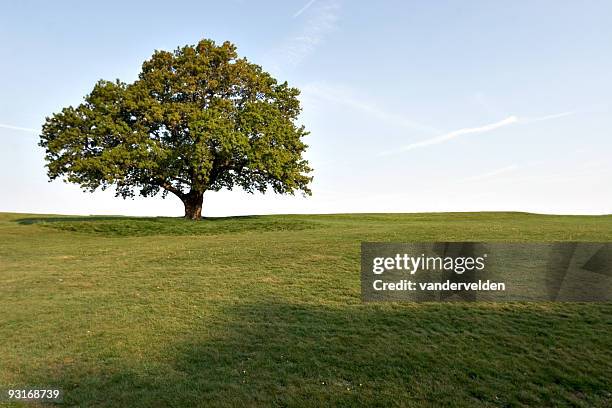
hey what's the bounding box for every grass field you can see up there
[1,211,611,407]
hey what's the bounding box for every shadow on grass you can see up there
[13,215,318,237]
[22,302,612,407]
[15,215,259,225]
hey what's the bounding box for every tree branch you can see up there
[156,179,185,199]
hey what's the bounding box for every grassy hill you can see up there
[1,212,611,407]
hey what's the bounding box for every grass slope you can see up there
[1,212,611,407]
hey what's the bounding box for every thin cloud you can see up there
[302,83,439,134]
[460,164,519,183]
[267,0,340,70]
[380,116,518,155]
[0,123,38,133]
[521,111,576,124]
[293,0,317,18]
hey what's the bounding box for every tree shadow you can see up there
[15,215,259,225]
[15,302,612,407]
[13,214,316,237]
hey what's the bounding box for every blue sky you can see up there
[1,0,611,216]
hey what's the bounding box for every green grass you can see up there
[1,211,611,407]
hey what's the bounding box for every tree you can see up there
[40,39,312,220]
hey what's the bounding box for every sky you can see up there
[1,0,611,216]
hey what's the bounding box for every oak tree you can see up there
[40,39,312,220]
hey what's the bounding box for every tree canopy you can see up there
[40,39,312,219]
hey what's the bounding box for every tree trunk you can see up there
[183,191,204,220]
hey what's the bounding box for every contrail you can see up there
[293,0,317,18]
[522,111,576,124]
[0,123,38,133]
[380,116,518,155]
